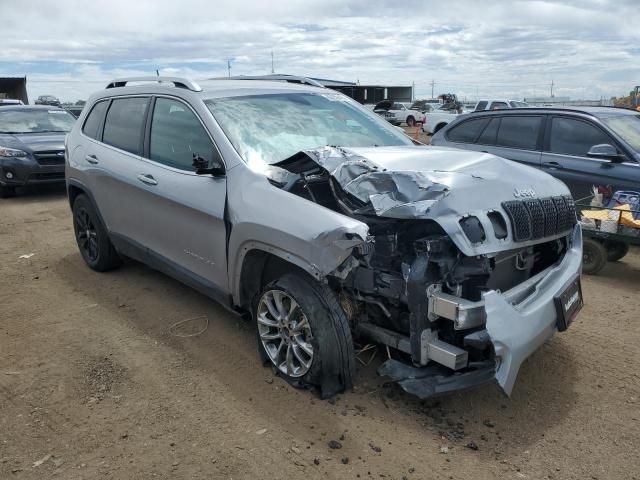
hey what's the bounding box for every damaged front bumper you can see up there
[380,225,583,398]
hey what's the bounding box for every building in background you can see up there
[311,78,413,104]
[0,77,29,104]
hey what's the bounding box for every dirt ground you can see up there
[1,186,639,480]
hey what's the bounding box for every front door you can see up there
[541,115,640,200]
[130,96,228,294]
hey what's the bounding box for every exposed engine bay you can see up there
[268,146,579,397]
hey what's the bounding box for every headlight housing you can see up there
[0,146,28,158]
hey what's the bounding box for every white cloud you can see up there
[0,0,638,102]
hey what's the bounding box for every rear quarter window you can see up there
[82,100,109,140]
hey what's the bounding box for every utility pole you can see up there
[430,79,435,99]
[155,69,159,77]
[412,81,415,101]
[271,51,275,74]
[550,79,554,98]
[227,59,231,78]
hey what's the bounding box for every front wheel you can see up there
[582,238,607,275]
[254,272,355,398]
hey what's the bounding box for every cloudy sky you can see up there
[1,0,638,103]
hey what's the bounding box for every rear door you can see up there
[131,96,228,293]
[85,96,151,241]
[541,115,639,199]
[486,115,544,168]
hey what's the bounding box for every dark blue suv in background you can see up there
[431,107,640,200]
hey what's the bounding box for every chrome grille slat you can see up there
[502,195,576,242]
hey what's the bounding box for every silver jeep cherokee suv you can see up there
[65,76,583,398]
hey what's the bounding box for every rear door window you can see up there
[103,97,149,155]
[149,98,215,171]
[495,116,542,150]
[82,100,108,140]
[446,117,490,143]
[477,117,500,145]
[548,117,615,157]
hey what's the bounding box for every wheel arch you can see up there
[67,179,108,229]
[233,245,323,310]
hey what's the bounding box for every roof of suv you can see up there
[95,78,327,102]
[466,106,637,119]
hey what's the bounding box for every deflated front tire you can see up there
[254,272,355,398]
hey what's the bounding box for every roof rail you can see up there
[105,76,202,92]
[211,75,325,88]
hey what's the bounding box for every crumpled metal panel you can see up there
[295,147,450,218]
[378,358,496,398]
[484,225,582,394]
[274,145,573,257]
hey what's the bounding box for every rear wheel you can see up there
[0,185,16,198]
[406,116,416,127]
[72,194,121,271]
[254,271,355,398]
[604,240,629,262]
[582,238,607,275]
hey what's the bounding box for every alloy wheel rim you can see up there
[75,208,99,262]
[257,289,314,377]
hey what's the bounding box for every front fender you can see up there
[226,165,369,305]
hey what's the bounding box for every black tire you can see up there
[0,185,16,198]
[406,116,415,127]
[582,238,607,275]
[72,194,121,272]
[254,271,355,399]
[604,240,629,262]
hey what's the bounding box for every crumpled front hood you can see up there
[347,145,568,203]
[0,133,66,153]
[273,145,572,256]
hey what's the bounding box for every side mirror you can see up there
[587,144,623,162]
[193,152,226,177]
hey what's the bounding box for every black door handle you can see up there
[542,161,563,170]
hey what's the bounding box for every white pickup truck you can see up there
[373,101,426,127]
[422,105,460,134]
